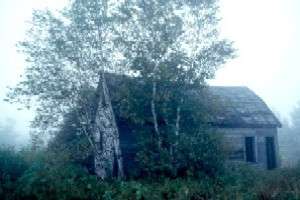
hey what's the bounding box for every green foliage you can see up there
[47,110,93,171]
[110,178,221,200]
[0,147,219,200]
[135,137,175,178]
[7,0,235,150]
[7,0,235,180]
[120,0,235,85]
[176,131,225,177]
[109,75,226,179]
[218,163,265,199]
[0,147,28,181]
[3,148,300,200]
[255,167,300,199]
[0,147,28,200]
[135,130,225,179]
[217,163,300,199]
[15,164,105,200]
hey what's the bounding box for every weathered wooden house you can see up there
[106,75,281,171]
[206,86,281,169]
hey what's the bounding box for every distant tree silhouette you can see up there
[279,102,300,167]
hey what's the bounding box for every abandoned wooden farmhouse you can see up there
[106,75,282,171]
[206,86,282,170]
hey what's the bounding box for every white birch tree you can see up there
[117,0,235,148]
[7,0,126,179]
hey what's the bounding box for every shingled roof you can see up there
[105,73,281,128]
[205,86,281,128]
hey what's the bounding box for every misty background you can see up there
[0,0,300,164]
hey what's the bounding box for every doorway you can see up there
[266,137,277,170]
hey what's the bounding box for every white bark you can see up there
[102,73,124,178]
[151,80,162,148]
[172,99,183,158]
[92,73,124,179]
[175,105,181,137]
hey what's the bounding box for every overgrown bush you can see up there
[218,163,265,199]
[15,172,223,200]
[255,166,300,199]
[15,164,106,200]
[5,135,300,200]
[175,132,225,177]
[7,148,223,200]
[135,129,225,179]
[3,149,300,200]
[0,147,28,200]
[47,111,94,171]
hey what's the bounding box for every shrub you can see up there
[135,129,225,179]
[47,110,94,172]
[0,147,28,181]
[0,147,28,200]
[218,163,265,199]
[4,152,300,200]
[15,163,107,200]
[255,166,300,199]
[175,132,225,177]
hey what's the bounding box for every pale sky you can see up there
[211,0,300,120]
[0,0,299,142]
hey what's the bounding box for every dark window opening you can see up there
[245,137,256,162]
[266,137,277,170]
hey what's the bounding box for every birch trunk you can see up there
[102,73,124,178]
[91,73,124,179]
[175,105,181,137]
[175,98,183,138]
[171,98,183,159]
[151,80,162,148]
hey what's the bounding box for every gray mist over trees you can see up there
[0,118,17,146]
[0,0,298,173]
[1,0,300,146]
[2,0,300,199]
[0,118,29,147]
[279,103,300,167]
[7,0,234,179]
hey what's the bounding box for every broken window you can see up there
[224,136,245,161]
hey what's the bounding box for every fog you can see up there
[0,0,67,145]
[0,0,299,147]
[211,0,300,120]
